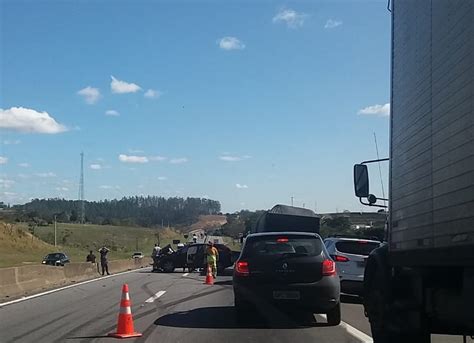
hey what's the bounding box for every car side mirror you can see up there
[354,164,369,198]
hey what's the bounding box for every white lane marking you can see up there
[145,290,166,303]
[182,273,189,277]
[0,267,151,308]
[317,314,373,343]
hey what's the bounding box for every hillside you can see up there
[0,222,76,268]
[186,215,227,233]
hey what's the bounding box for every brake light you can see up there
[235,261,249,276]
[334,255,349,262]
[322,259,336,276]
[276,237,288,243]
[358,240,368,244]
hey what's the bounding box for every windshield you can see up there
[244,235,323,258]
[335,241,380,256]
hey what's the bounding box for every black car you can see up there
[154,243,235,274]
[42,252,70,266]
[233,232,341,325]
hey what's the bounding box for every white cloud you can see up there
[18,162,30,168]
[273,8,308,28]
[77,86,101,104]
[157,176,167,181]
[144,89,162,99]
[219,155,251,162]
[90,164,102,170]
[358,103,390,117]
[218,37,245,51]
[149,156,167,162]
[128,149,144,154]
[236,183,248,189]
[55,187,69,191]
[99,185,113,189]
[118,154,149,163]
[105,110,120,116]
[0,107,67,134]
[0,156,8,164]
[2,191,17,196]
[18,173,30,178]
[3,139,21,145]
[0,179,15,189]
[100,185,120,190]
[324,19,343,29]
[35,172,56,178]
[110,76,142,94]
[170,157,188,164]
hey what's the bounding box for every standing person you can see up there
[206,241,219,278]
[86,250,96,263]
[99,246,110,276]
[151,243,161,271]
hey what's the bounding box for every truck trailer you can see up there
[354,0,474,341]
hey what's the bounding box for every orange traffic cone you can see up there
[204,264,214,285]
[108,284,142,339]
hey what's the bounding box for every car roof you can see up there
[324,237,381,243]
[246,232,320,239]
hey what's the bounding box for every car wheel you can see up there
[326,303,341,325]
[162,261,175,273]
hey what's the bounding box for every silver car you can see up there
[324,236,381,296]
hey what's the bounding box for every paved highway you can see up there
[0,268,467,343]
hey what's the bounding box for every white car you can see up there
[324,236,381,296]
[132,252,144,259]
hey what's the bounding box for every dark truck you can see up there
[354,1,474,341]
[251,204,320,234]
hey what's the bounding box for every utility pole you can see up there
[54,214,57,247]
[291,196,294,206]
[78,152,85,224]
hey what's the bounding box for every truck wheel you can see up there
[326,303,341,325]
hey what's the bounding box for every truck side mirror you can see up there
[354,164,369,198]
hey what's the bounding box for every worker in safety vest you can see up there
[206,241,219,278]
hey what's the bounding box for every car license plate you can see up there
[273,291,300,300]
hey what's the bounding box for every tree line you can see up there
[13,196,221,227]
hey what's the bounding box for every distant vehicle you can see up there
[324,236,381,295]
[154,243,235,274]
[132,252,144,259]
[233,232,341,325]
[42,253,70,266]
[251,205,320,234]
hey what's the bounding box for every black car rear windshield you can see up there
[335,241,380,256]
[243,235,322,257]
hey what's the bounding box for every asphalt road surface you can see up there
[0,268,469,343]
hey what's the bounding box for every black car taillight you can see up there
[235,260,249,276]
[322,259,336,276]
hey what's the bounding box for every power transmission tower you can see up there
[78,152,85,224]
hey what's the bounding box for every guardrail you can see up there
[0,258,151,301]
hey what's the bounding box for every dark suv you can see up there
[42,252,70,266]
[154,243,235,273]
[233,232,341,325]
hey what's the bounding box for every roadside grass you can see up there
[2,221,239,268]
[0,222,84,268]
[6,223,186,267]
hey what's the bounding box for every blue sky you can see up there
[0,0,391,213]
